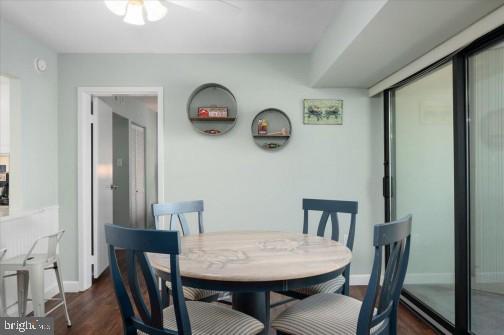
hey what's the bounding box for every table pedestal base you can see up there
[232,291,270,335]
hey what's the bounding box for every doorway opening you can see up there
[77,87,164,291]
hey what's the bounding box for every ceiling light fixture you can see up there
[105,0,168,26]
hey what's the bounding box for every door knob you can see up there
[110,184,119,190]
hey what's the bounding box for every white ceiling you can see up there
[0,0,344,53]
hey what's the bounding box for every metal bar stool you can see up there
[0,231,71,326]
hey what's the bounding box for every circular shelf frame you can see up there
[251,108,292,151]
[187,83,238,136]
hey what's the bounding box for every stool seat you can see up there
[1,254,56,267]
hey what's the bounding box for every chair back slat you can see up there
[356,215,412,335]
[379,241,402,312]
[316,211,330,237]
[126,250,163,327]
[347,214,357,250]
[358,248,383,333]
[302,210,309,234]
[153,201,204,235]
[0,248,6,260]
[177,214,191,235]
[329,212,339,241]
[105,224,189,335]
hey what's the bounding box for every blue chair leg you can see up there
[160,278,170,307]
[342,266,351,296]
[389,301,398,335]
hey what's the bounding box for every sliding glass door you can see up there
[385,26,504,334]
[468,40,504,335]
[389,63,455,325]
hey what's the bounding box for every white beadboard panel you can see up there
[0,205,66,316]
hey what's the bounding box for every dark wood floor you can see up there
[47,266,437,335]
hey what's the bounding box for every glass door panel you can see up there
[391,63,455,323]
[468,41,504,335]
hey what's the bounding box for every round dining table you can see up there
[149,231,352,335]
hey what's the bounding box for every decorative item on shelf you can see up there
[198,108,210,118]
[303,99,343,125]
[204,129,221,135]
[263,143,281,149]
[266,128,289,136]
[258,119,269,135]
[198,107,228,118]
[187,83,238,135]
[251,108,292,151]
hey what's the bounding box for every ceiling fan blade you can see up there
[168,0,241,14]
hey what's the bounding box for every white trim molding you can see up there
[77,86,165,291]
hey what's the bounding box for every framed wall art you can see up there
[303,99,343,125]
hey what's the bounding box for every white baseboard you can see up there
[351,272,459,286]
[474,272,504,284]
[404,272,454,285]
[350,274,371,285]
[62,281,80,293]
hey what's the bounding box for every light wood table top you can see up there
[149,231,352,283]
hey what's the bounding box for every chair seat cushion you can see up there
[272,293,386,335]
[138,301,264,335]
[290,275,345,296]
[166,281,220,301]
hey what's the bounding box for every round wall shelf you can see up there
[187,83,237,136]
[251,108,291,150]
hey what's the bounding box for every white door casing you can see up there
[77,86,164,291]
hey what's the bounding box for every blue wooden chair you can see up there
[279,199,358,301]
[105,224,264,335]
[152,201,220,303]
[272,215,412,335]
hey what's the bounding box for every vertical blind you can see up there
[469,44,504,291]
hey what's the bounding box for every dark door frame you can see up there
[383,24,504,335]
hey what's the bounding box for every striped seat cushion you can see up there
[138,301,264,335]
[272,293,387,335]
[166,281,220,301]
[291,275,345,296]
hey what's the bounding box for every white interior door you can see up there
[94,97,112,278]
[130,124,146,228]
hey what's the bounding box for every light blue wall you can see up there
[0,19,59,212]
[58,54,384,281]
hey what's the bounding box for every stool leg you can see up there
[28,265,45,317]
[0,268,6,317]
[17,271,29,317]
[54,260,71,327]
